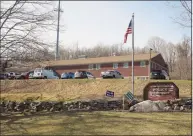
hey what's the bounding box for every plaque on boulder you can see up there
[143,82,179,101]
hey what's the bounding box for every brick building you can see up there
[41,53,168,79]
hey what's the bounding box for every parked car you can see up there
[33,68,59,79]
[0,73,8,80]
[20,71,34,79]
[150,70,170,80]
[52,70,61,79]
[28,71,34,79]
[161,70,170,80]
[7,72,22,80]
[68,72,75,79]
[15,73,23,79]
[74,71,95,79]
[61,72,74,79]
[86,71,95,79]
[8,72,16,79]
[101,70,124,79]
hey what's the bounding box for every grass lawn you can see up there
[0,79,191,102]
[0,111,191,135]
[1,80,191,135]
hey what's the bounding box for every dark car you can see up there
[150,70,170,80]
[8,72,16,80]
[20,71,34,79]
[68,72,75,79]
[0,73,8,80]
[61,72,74,79]
[28,71,34,79]
[15,73,23,80]
[74,71,95,79]
[101,70,124,79]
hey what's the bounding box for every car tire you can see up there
[113,75,115,78]
[44,76,47,79]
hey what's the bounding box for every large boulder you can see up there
[154,101,167,111]
[129,100,161,112]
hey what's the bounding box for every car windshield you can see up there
[21,72,27,75]
[87,72,91,75]
[61,73,68,76]
[107,70,113,72]
[116,71,121,74]
[29,71,34,74]
[62,72,67,74]
[35,68,42,72]
[151,72,160,75]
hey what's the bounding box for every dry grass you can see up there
[1,80,191,135]
[0,79,191,101]
[0,111,191,135]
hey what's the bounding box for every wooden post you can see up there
[40,93,43,100]
[122,95,125,111]
[79,102,81,110]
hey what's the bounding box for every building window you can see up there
[88,64,93,70]
[96,64,101,70]
[113,63,118,69]
[89,64,101,70]
[123,62,129,68]
[140,61,146,67]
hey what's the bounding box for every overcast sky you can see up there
[44,1,191,49]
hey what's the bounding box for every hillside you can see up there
[0,79,191,101]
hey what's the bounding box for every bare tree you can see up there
[164,42,176,73]
[175,36,191,79]
[0,1,58,68]
[146,37,175,76]
[58,42,157,61]
[146,36,167,53]
[167,1,191,27]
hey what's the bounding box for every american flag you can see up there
[124,19,132,43]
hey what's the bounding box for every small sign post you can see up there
[105,90,114,98]
[123,91,135,111]
[125,91,134,101]
[122,95,125,110]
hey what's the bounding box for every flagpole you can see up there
[132,13,134,95]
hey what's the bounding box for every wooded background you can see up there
[0,1,191,80]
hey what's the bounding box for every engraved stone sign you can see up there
[143,82,179,101]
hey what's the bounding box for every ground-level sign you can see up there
[106,90,114,97]
[125,91,134,101]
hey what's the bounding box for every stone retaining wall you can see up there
[0,98,191,114]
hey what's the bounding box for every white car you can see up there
[33,68,59,79]
[101,70,124,79]
[74,71,95,79]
